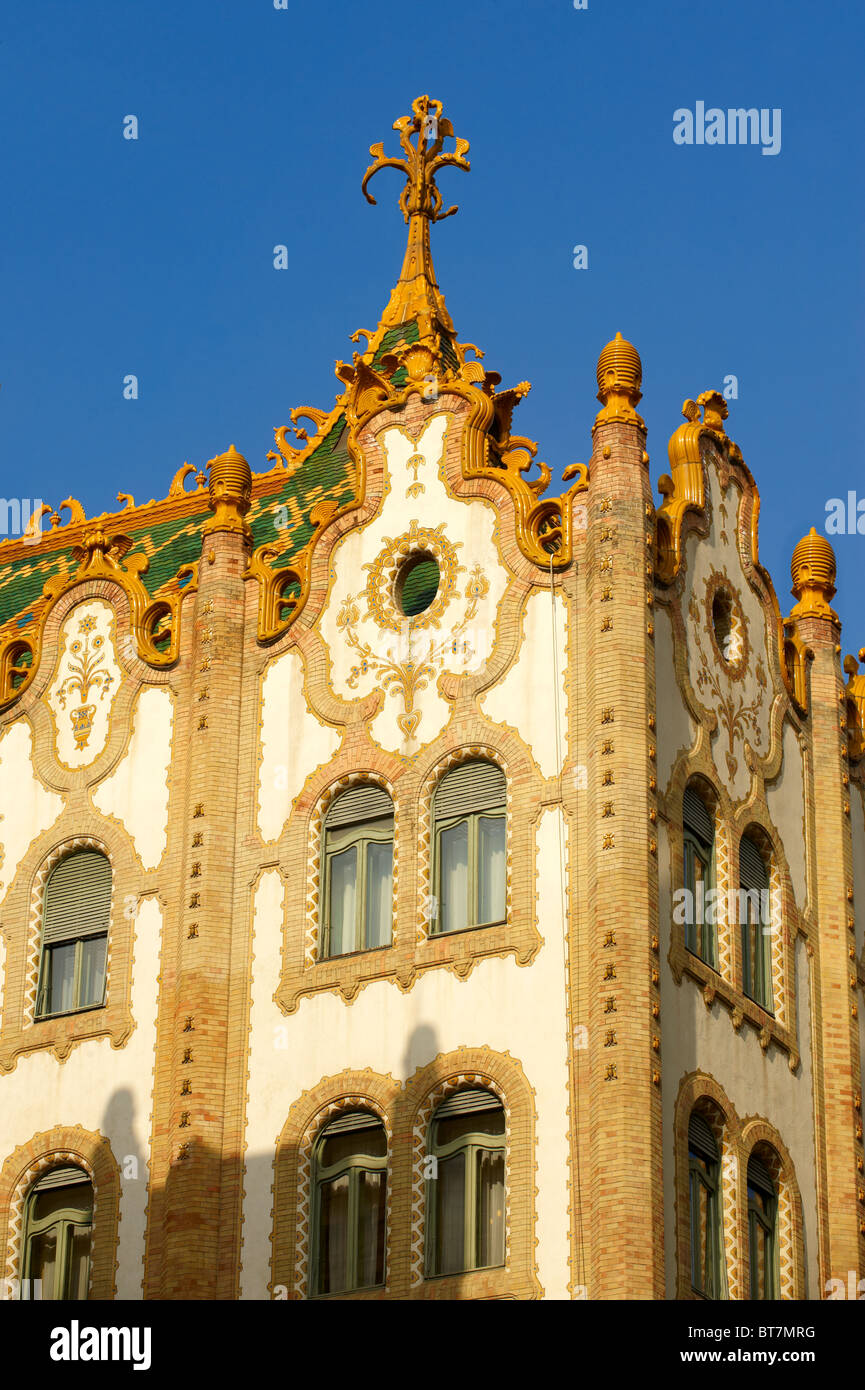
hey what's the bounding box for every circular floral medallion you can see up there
[363,521,464,631]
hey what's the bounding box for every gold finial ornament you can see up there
[789,527,839,624]
[595,332,645,428]
[204,444,253,538]
[361,95,469,341]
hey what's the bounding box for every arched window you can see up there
[432,761,506,935]
[682,785,716,968]
[311,1110,387,1295]
[322,785,393,958]
[36,851,111,1019]
[22,1166,93,1300]
[426,1089,505,1277]
[740,834,772,1010]
[688,1111,725,1299]
[747,1151,779,1300]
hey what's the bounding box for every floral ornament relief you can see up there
[689,572,765,783]
[405,452,426,500]
[336,523,489,742]
[55,615,115,749]
[46,602,120,765]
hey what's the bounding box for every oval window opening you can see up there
[712,589,742,665]
[396,554,440,617]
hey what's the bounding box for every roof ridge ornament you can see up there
[361,96,470,346]
[361,95,470,225]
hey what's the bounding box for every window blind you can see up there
[688,1112,719,1160]
[30,1166,91,1192]
[747,1153,775,1196]
[326,784,393,830]
[739,836,769,893]
[320,1110,383,1137]
[434,1089,502,1120]
[42,852,111,946]
[683,786,713,846]
[433,761,506,822]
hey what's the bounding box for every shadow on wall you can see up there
[128,1021,506,1299]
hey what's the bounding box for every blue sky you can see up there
[3,0,863,640]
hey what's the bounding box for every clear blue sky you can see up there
[3,0,863,642]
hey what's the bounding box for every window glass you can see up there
[79,937,107,1009]
[365,842,393,950]
[435,1152,466,1276]
[476,1149,505,1267]
[440,822,468,933]
[314,1115,387,1295]
[428,1093,506,1278]
[478,817,506,924]
[357,1170,386,1288]
[328,847,357,957]
[46,943,76,1016]
[319,1173,350,1294]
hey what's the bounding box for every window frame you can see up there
[688,1136,724,1299]
[36,934,108,1020]
[321,814,394,960]
[425,1098,506,1279]
[682,829,717,969]
[747,1175,779,1301]
[21,1172,93,1301]
[432,805,506,937]
[35,850,111,1022]
[310,1114,387,1297]
[740,839,773,1013]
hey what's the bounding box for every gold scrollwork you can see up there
[844,650,865,762]
[0,529,193,709]
[656,391,745,583]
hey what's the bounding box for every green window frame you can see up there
[747,1152,779,1300]
[21,1167,93,1300]
[432,760,506,936]
[35,851,111,1020]
[740,835,773,1012]
[425,1089,506,1278]
[683,786,717,969]
[311,1111,387,1296]
[321,785,394,959]
[688,1112,725,1299]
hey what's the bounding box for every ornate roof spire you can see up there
[361,95,470,348]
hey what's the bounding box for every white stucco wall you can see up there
[0,721,63,910]
[92,687,174,871]
[257,649,341,844]
[481,590,569,779]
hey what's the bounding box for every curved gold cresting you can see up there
[657,390,808,715]
[655,391,753,583]
[0,530,197,710]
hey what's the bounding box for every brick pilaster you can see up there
[580,335,664,1297]
[800,615,863,1288]
[149,447,253,1299]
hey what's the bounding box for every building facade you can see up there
[1,96,864,1301]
